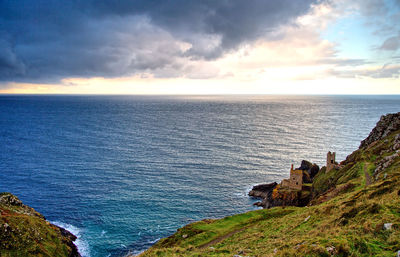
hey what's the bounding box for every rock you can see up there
[374,152,399,176]
[297,160,313,171]
[294,241,305,249]
[261,187,311,209]
[0,193,23,206]
[0,192,80,257]
[360,112,400,148]
[297,160,320,181]
[248,182,277,198]
[296,160,320,182]
[383,223,393,230]
[309,164,320,178]
[253,202,263,207]
[326,246,336,255]
[249,160,318,209]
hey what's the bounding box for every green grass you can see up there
[140,130,400,257]
[0,193,76,257]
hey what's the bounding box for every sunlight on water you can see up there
[1,95,399,256]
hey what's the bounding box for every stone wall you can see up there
[289,169,303,190]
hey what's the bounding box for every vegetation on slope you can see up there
[141,128,400,256]
[0,193,79,257]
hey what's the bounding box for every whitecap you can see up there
[124,250,144,257]
[233,185,255,197]
[246,184,256,195]
[51,221,90,257]
[148,238,160,244]
[100,230,107,237]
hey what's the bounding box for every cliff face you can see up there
[140,112,400,257]
[250,112,400,209]
[360,112,400,148]
[0,193,80,257]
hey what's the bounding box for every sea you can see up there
[0,95,399,256]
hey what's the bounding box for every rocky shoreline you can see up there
[249,112,400,210]
[248,160,320,208]
[0,192,80,257]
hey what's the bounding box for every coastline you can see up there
[139,112,400,256]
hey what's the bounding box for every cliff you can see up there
[140,112,400,256]
[360,112,400,148]
[249,160,318,208]
[0,193,80,257]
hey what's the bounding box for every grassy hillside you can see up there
[140,129,400,257]
[0,193,79,257]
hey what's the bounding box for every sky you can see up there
[0,0,399,94]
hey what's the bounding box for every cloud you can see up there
[0,0,320,83]
[379,33,400,51]
[0,39,26,78]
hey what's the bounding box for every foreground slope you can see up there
[0,193,80,257]
[141,114,400,257]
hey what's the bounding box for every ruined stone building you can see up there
[326,151,337,172]
[281,164,303,190]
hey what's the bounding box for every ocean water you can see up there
[0,95,399,256]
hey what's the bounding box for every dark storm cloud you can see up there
[0,0,319,83]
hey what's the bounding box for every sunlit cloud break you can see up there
[0,0,399,94]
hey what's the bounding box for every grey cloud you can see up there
[0,0,320,84]
[0,39,26,78]
[369,64,400,78]
[379,33,400,51]
[330,63,400,79]
[357,0,389,17]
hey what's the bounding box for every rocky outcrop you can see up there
[262,185,312,208]
[0,193,44,218]
[248,182,277,199]
[296,160,319,183]
[250,183,312,208]
[0,192,80,257]
[360,112,400,149]
[374,151,399,178]
[249,160,317,209]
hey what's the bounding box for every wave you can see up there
[148,238,160,244]
[51,221,90,257]
[123,250,144,257]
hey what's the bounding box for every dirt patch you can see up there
[364,165,371,186]
[198,227,247,249]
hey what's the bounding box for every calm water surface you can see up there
[1,95,399,256]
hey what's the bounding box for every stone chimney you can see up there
[326,151,336,173]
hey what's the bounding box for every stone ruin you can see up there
[281,152,336,190]
[281,164,303,190]
[326,151,339,173]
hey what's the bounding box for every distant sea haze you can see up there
[1,95,399,256]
